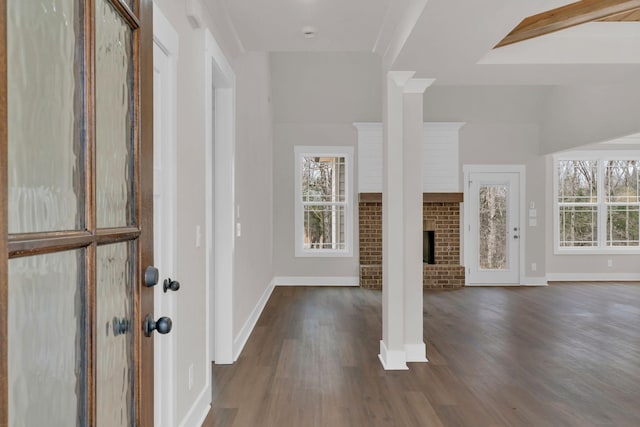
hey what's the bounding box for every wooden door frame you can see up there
[0,0,155,424]
[0,0,8,423]
[463,164,526,286]
[139,0,155,425]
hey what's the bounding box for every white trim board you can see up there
[204,29,236,365]
[273,276,359,286]
[546,273,640,282]
[522,277,549,286]
[233,281,275,361]
[177,383,211,427]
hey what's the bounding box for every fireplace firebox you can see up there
[423,230,435,264]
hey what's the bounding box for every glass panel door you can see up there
[467,171,520,284]
[1,0,155,425]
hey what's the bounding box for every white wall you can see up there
[271,52,382,279]
[233,52,274,336]
[152,0,273,424]
[423,85,548,279]
[541,82,640,154]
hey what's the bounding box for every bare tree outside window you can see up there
[479,185,507,270]
[605,160,640,246]
[558,160,598,247]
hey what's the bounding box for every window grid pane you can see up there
[606,205,640,246]
[605,160,640,203]
[558,160,598,203]
[302,156,346,203]
[303,205,346,250]
[559,205,598,247]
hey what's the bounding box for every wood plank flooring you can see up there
[203,283,640,426]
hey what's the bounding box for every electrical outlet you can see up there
[195,225,201,247]
[531,263,537,272]
[607,259,613,268]
[188,364,194,390]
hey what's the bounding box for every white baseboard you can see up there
[378,340,408,370]
[273,276,359,286]
[405,342,428,363]
[233,280,275,361]
[522,276,549,286]
[466,277,549,287]
[177,384,211,427]
[546,273,640,282]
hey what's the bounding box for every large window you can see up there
[554,152,640,253]
[295,146,353,257]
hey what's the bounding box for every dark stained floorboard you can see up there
[203,283,640,426]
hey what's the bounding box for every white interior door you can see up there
[153,9,179,427]
[466,170,521,284]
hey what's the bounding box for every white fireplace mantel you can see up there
[354,122,465,193]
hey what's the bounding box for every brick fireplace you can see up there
[359,193,465,290]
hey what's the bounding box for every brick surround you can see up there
[359,193,465,290]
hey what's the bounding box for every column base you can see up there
[378,340,409,370]
[405,342,428,363]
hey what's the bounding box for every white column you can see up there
[379,71,434,370]
[379,71,414,370]
[403,79,434,362]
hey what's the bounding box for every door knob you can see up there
[144,266,159,287]
[163,278,180,293]
[144,314,172,337]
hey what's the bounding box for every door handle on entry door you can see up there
[163,278,180,293]
[144,314,173,337]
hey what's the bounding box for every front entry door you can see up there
[1,0,155,425]
[466,171,521,285]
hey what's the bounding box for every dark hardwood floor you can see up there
[203,283,640,426]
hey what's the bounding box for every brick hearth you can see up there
[359,193,465,290]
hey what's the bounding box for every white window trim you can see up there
[553,150,640,254]
[294,146,354,258]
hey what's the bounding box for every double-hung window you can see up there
[294,146,353,257]
[554,152,640,253]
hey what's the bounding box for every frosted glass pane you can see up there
[479,185,507,270]
[97,242,134,426]
[9,250,83,426]
[96,0,134,228]
[7,0,82,233]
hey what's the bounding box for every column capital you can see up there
[404,78,435,94]
[387,71,416,88]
